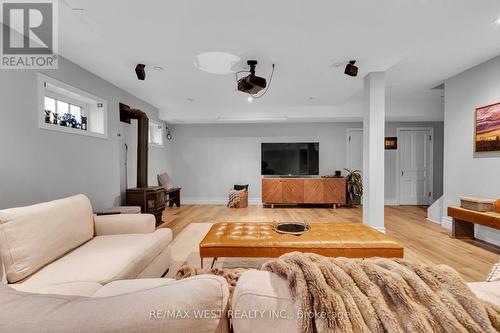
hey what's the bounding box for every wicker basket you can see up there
[235,191,248,208]
[459,196,495,212]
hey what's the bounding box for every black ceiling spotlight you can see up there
[236,60,275,98]
[344,60,358,77]
[135,64,146,80]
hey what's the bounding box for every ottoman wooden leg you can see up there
[210,258,217,269]
[200,258,203,269]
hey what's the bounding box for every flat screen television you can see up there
[261,142,319,176]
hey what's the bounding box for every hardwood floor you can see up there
[160,204,500,282]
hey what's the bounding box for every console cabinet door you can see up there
[324,178,346,204]
[282,179,304,203]
[262,179,283,203]
[303,179,325,203]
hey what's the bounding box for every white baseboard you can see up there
[182,197,226,205]
[248,198,263,205]
[475,226,500,247]
[426,218,441,224]
[372,226,386,234]
[182,197,262,205]
[384,198,399,206]
[440,216,452,230]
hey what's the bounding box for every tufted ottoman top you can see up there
[199,222,404,259]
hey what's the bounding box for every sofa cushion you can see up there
[10,281,103,297]
[158,172,174,190]
[21,229,172,286]
[0,276,229,333]
[0,195,94,283]
[92,278,178,297]
[467,281,500,306]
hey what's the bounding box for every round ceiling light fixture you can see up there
[194,52,241,75]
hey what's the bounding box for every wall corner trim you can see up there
[441,216,452,230]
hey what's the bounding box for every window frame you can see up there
[37,73,108,139]
[45,93,85,124]
[148,119,165,148]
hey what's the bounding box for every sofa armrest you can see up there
[0,275,230,333]
[93,214,156,235]
[467,281,500,306]
[232,270,298,333]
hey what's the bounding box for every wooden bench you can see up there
[164,187,181,207]
[447,206,500,239]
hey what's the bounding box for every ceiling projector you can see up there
[344,60,358,77]
[237,60,267,94]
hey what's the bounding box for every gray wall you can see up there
[168,122,443,204]
[385,122,444,204]
[0,57,168,211]
[443,55,500,246]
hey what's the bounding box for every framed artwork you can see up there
[475,102,500,153]
[385,137,397,150]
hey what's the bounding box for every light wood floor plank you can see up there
[161,204,499,281]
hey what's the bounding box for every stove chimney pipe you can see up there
[120,103,149,188]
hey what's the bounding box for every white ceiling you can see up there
[59,0,500,123]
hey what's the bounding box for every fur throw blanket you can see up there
[175,265,247,306]
[262,252,500,333]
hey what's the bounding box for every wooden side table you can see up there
[164,188,181,207]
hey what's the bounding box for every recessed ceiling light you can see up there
[333,62,344,68]
[308,97,315,100]
[187,97,195,102]
[247,96,253,102]
[194,52,241,75]
[151,66,164,71]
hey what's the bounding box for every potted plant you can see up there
[344,168,363,206]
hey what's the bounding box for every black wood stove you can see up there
[120,103,165,225]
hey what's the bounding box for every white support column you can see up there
[362,72,386,233]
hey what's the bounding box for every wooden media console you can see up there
[262,178,346,208]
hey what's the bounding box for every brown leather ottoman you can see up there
[199,222,404,268]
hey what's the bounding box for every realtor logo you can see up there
[1,0,58,69]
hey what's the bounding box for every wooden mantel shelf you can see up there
[447,206,500,239]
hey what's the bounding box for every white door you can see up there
[346,129,363,172]
[398,129,432,205]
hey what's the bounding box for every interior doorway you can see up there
[397,128,433,205]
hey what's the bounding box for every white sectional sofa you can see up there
[0,195,229,333]
[232,269,500,333]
